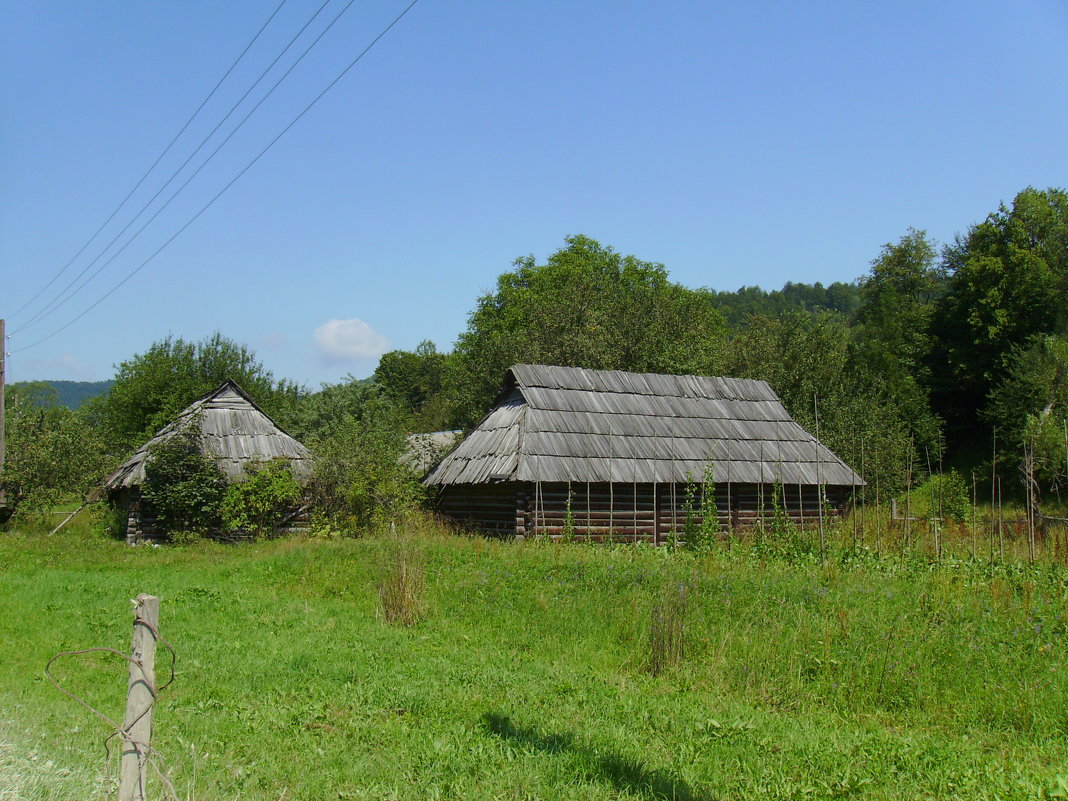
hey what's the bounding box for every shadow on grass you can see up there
[484,712,712,801]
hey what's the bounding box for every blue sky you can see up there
[2,0,1066,387]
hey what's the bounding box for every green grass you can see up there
[2,517,1068,800]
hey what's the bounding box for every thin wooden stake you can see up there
[925,446,936,560]
[937,443,944,559]
[851,429,858,550]
[726,439,732,543]
[758,439,766,541]
[666,416,674,542]
[608,413,614,540]
[971,470,977,559]
[118,594,160,801]
[1027,439,1036,564]
[859,438,866,549]
[905,440,913,555]
[50,501,89,536]
[874,439,881,557]
[998,475,1004,563]
[586,480,591,542]
[991,429,997,563]
[814,393,824,562]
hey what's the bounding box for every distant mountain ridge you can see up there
[6,380,113,408]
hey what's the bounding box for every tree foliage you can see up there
[1,390,111,523]
[373,341,450,431]
[711,281,860,329]
[726,312,913,495]
[87,332,303,453]
[220,459,303,538]
[285,375,377,444]
[930,187,1068,437]
[987,335,1068,492]
[444,235,728,427]
[851,228,945,448]
[307,392,424,532]
[140,419,228,535]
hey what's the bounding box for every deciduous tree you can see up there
[444,235,728,426]
[929,187,1068,438]
[87,332,302,453]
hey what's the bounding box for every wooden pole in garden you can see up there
[859,439,865,549]
[971,471,977,559]
[669,418,676,541]
[1026,440,1036,564]
[925,446,935,559]
[991,430,997,562]
[904,441,913,556]
[814,394,824,562]
[997,476,1004,562]
[874,440,881,556]
[118,594,160,801]
[726,439,732,543]
[759,439,766,541]
[852,429,858,550]
[937,444,944,560]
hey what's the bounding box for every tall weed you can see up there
[379,537,427,626]
[648,578,689,676]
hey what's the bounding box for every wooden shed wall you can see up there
[436,481,848,543]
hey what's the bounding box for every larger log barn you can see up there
[425,365,864,542]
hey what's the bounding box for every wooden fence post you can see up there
[118,594,160,801]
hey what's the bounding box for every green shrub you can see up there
[903,469,970,522]
[221,459,303,538]
[170,529,204,546]
[140,417,227,534]
[308,396,424,534]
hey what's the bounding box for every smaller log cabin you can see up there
[424,365,864,543]
[102,381,314,543]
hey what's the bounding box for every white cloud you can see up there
[314,318,389,364]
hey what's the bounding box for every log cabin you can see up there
[425,365,863,542]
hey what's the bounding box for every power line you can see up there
[11,0,338,336]
[11,0,346,337]
[5,0,290,323]
[13,0,423,355]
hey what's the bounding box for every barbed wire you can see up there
[44,619,180,801]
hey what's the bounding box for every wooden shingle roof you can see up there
[424,365,863,487]
[102,381,313,491]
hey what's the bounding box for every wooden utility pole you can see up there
[1,318,6,509]
[119,595,160,801]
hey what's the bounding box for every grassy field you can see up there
[1,516,1067,800]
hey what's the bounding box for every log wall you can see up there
[436,481,849,543]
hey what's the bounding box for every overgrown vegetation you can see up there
[306,393,424,534]
[2,519,1067,800]
[0,383,110,524]
[140,418,227,535]
[6,186,1066,538]
[220,458,303,538]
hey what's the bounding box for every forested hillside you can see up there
[5,380,112,409]
[3,186,1066,527]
